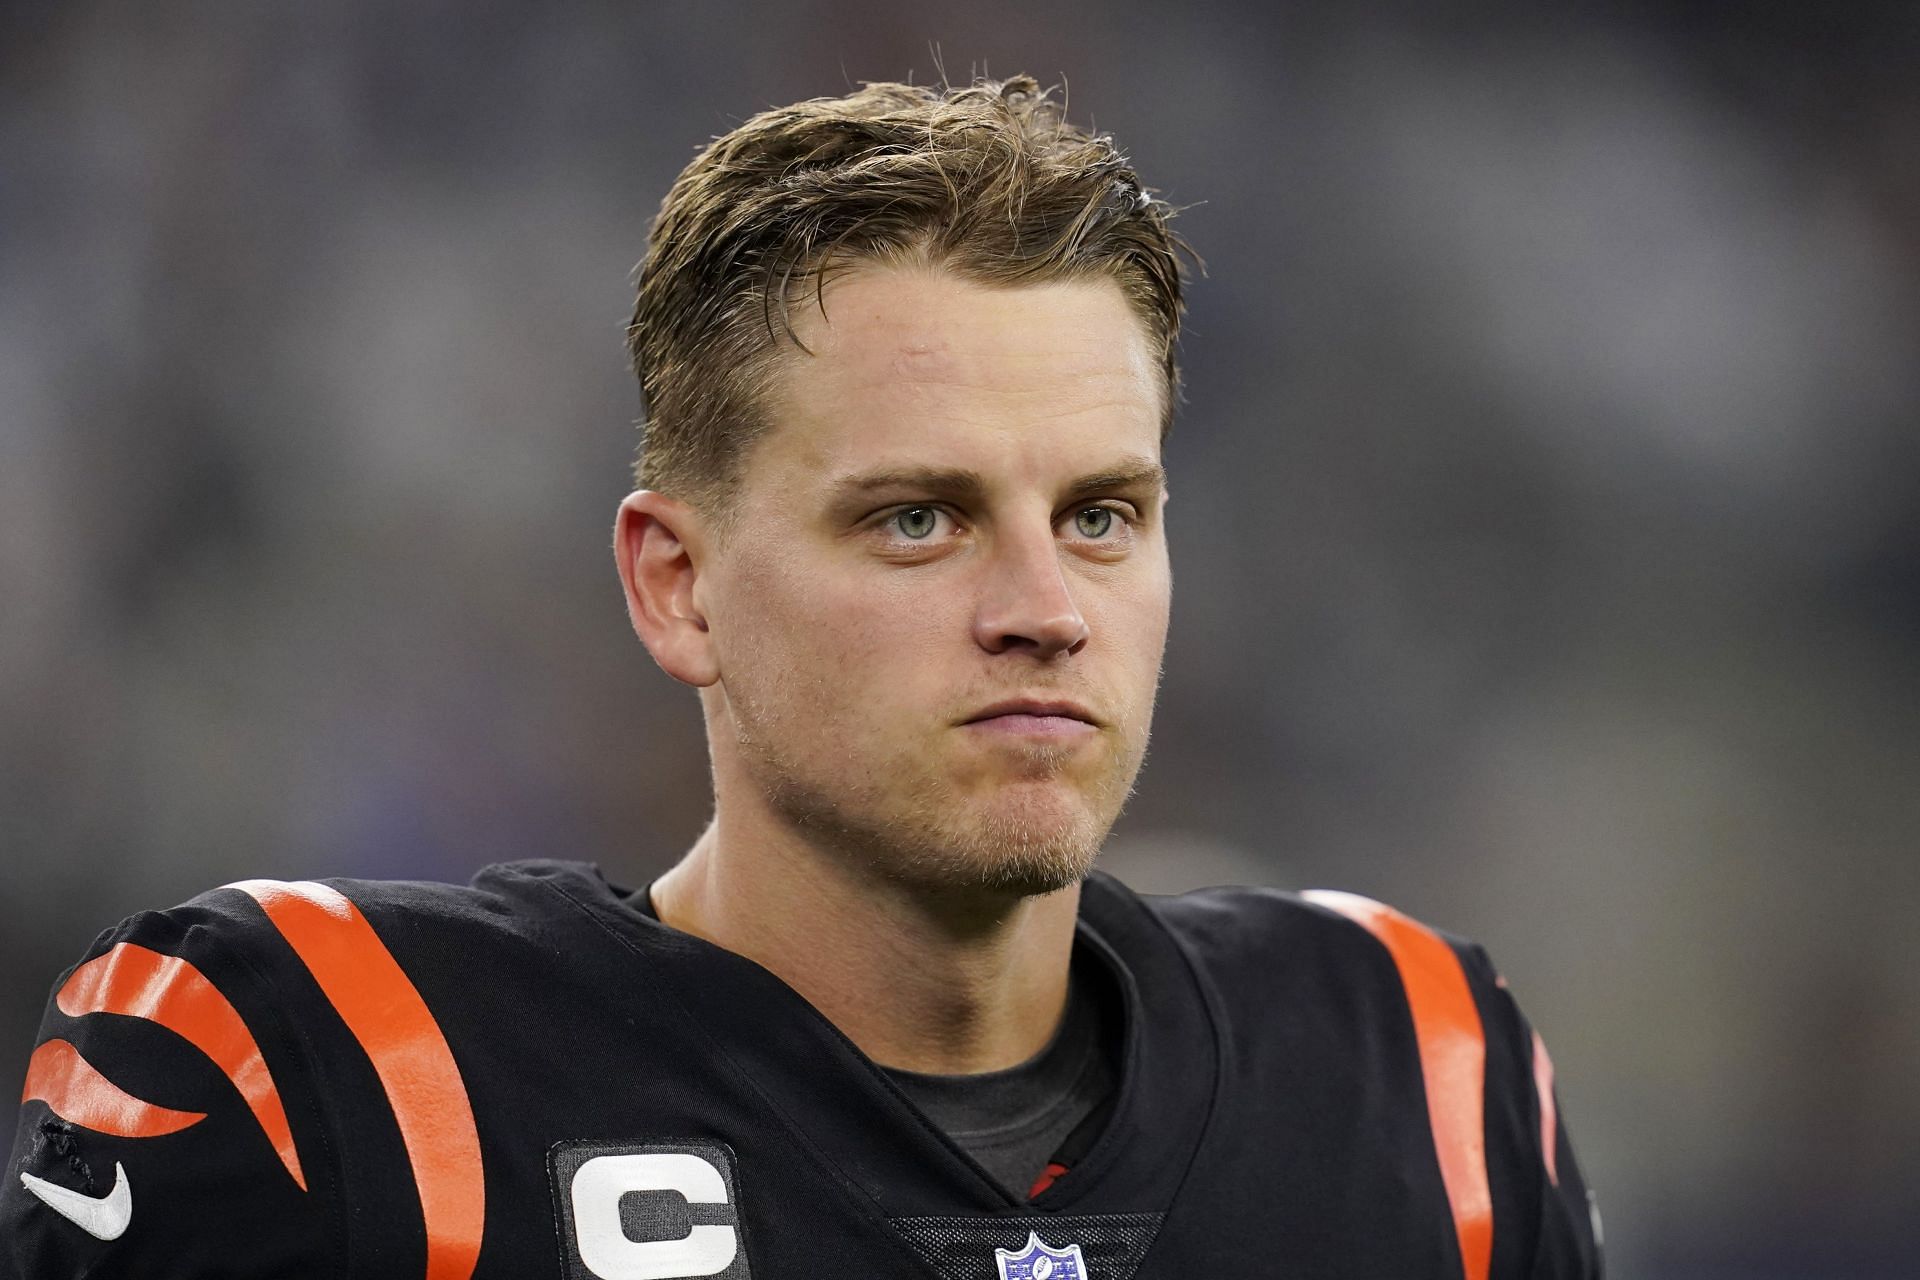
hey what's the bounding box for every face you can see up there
[698,264,1171,896]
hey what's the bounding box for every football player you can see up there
[5,75,1601,1278]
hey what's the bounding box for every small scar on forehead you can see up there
[886,342,957,375]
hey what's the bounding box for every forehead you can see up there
[752,265,1164,486]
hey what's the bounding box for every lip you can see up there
[960,698,1102,728]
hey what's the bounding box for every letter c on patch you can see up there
[570,1152,737,1280]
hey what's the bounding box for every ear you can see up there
[614,490,720,687]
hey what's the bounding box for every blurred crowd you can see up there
[4,3,1917,1274]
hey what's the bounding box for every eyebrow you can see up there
[1061,458,1168,503]
[827,456,1167,506]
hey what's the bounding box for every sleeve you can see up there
[1454,942,1604,1280]
[1300,889,1604,1279]
[1518,1021,1603,1280]
[2,897,339,1279]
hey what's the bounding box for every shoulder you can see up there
[21,857,638,1104]
[13,861,614,1021]
[1095,873,1529,1108]
[225,855,616,927]
[1098,874,1600,1277]
[13,859,621,1087]
[39,855,606,948]
[2,860,622,1278]
[1107,873,1502,997]
[81,858,625,969]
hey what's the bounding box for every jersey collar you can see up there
[536,862,1220,1219]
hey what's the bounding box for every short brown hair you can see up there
[627,74,1199,515]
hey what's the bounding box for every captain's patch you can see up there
[550,1141,752,1280]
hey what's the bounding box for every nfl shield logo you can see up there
[994,1230,1087,1280]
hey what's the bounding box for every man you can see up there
[5,76,1601,1278]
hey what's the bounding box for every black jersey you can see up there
[4,860,1600,1278]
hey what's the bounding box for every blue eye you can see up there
[894,507,939,539]
[1074,507,1115,538]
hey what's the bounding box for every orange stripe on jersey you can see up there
[57,942,307,1189]
[1304,891,1493,1280]
[231,879,484,1280]
[21,1038,206,1138]
[1532,1029,1559,1187]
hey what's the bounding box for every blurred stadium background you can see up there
[4,3,1917,1274]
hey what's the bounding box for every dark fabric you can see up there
[4,861,1602,1278]
[889,1211,1164,1280]
[631,879,1123,1200]
[883,956,1117,1199]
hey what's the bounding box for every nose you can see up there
[972,526,1090,659]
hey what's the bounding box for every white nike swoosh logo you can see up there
[20,1160,132,1241]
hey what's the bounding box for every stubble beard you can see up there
[729,696,1149,899]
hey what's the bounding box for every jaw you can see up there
[705,675,1149,899]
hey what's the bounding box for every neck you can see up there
[650,816,1081,1075]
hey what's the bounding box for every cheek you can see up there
[723,552,957,717]
[1089,562,1172,674]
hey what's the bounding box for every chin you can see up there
[882,841,1093,899]
[756,752,1130,900]
[904,794,1111,897]
[967,853,1095,899]
[808,796,1107,899]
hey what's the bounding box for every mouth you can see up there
[959,698,1102,738]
